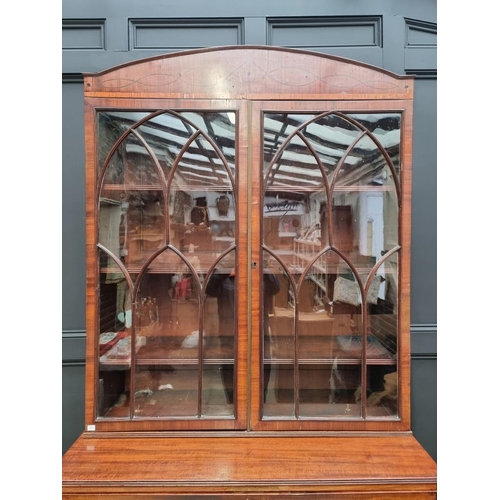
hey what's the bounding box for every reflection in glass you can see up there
[134,365,199,418]
[262,111,400,420]
[347,113,401,177]
[132,250,200,417]
[137,111,235,190]
[263,113,361,184]
[180,111,236,175]
[365,251,398,417]
[264,255,293,361]
[98,111,150,174]
[96,109,237,420]
[261,253,290,417]
[130,192,166,267]
[203,252,237,416]
[99,110,237,183]
[333,133,399,279]
[97,248,132,418]
[116,133,161,186]
[296,255,359,417]
[99,130,168,269]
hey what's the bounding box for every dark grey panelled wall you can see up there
[62,0,437,459]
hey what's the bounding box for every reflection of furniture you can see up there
[292,238,329,307]
[182,225,212,251]
[63,47,435,498]
[270,308,362,338]
[174,276,192,300]
[334,206,353,251]
[213,236,235,252]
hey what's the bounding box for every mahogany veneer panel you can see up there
[84,46,413,101]
[62,434,436,498]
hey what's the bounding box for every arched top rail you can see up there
[83,45,414,100]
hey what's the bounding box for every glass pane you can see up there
[98,195,126,264]
[136,112,190,182]
[98,111,150,175]
[97,248,132,418]
[302,114,362,184]
[132,250,200,418]
[111,189,167,269]
[263,113,364,219]
[366,251,398,417]
[166,113,236,261]
[177,138,232,189]
[263,113,328,419]
[180,111,236,180]
[203,252,238,416]
[99,137,167,270]
[134,365,199,417]
[263,114,315,171]
[168,187,236,261]
[262,111,400,421]
[121,133,162,186]
[348,113,401,178]
[96,109,237,421]
[262,253,293,417]
[262,113,361,183]
[201,365,233,416]
[298,251,362,418]
[333,133,399,282]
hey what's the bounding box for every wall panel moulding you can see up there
[404,19,437,73]
[129,19,244,50]
[267,16,382,48]
[62,19,106,50]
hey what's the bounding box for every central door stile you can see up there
[245,100,254,431]
[233,100,251,429]
[249,100,264,429]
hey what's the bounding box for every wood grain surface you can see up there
[62,433,436,498]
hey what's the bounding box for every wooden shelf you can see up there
[263,402,395,419]
[100,335,235,369]
[264,334,396,365]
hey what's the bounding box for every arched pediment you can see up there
[84,45,413,100]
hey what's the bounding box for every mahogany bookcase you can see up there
[62,45,437,498]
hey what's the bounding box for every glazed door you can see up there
[250,102,402,431]
[93,99,403,431]
[94,101,249,430]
